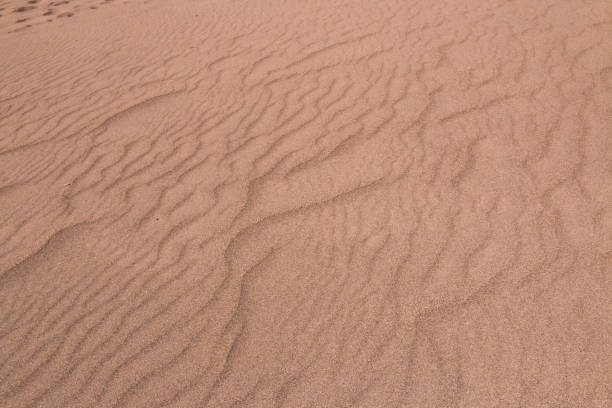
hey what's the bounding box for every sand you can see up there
[1,0,611,407]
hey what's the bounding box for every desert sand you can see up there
[1,0,611,407]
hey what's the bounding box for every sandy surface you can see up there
[1,0,612,407]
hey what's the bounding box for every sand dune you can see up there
[1,0,611,406]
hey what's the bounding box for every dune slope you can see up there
[1,0,611,407]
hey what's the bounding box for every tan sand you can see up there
[1,0,611,406]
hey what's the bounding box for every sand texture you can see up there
[1,0,612,407]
